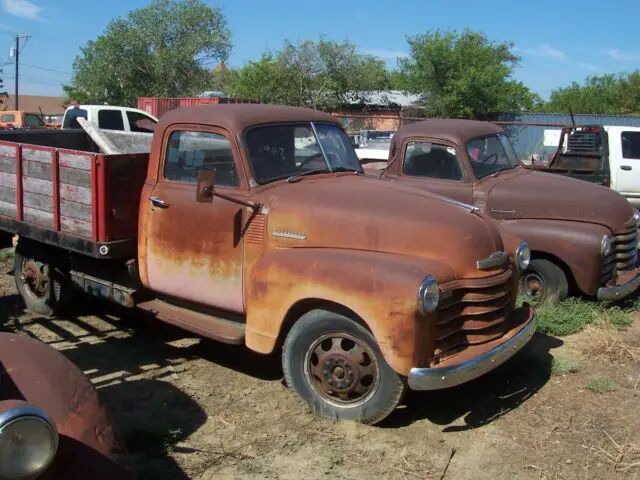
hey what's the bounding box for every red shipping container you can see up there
[137,96,259,119]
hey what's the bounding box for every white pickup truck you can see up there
[531,124,640,208]
[62,104,158,133]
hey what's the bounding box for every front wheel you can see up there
[519,258,569,305]
[13,250,73,317]
[282,309,406,425]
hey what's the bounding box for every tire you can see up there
[520,258,568,305]
[13,249,73,317]
[282,309,407,425]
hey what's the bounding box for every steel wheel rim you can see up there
[303,331,381,408]
[521,271,545,301]
[20,259,49,301]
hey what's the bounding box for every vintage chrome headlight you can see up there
[418,276,439,314]
[515,241,531,270]
[601,234,613,257]
[0,405,58,480]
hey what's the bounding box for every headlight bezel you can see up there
[0,404,59,480]
[601,234,613,257]
[515,241,531,271]
[417,275,439,315]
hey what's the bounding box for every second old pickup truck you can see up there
[0,105,535,425]
[366,119,640,305]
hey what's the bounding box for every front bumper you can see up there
[597,268,640,301]
[408,307,537,391]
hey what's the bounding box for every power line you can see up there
[19,63,72,76]
[4,75,63,86]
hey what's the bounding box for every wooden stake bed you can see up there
[0,130,149,258]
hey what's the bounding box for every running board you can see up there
[137,299,245,345]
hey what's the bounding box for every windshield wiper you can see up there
[287,168,330,183]
[286,166,362,183]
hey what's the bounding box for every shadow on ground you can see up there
[2,284,560,439]
[103,378,207,480]
[0,292,280,479]
[383,332,562,431]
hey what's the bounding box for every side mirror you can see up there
[196,169,215,203]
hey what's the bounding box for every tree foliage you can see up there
[64,0,231,106]
[223,39,390,108]
[397,29,540,119]
[539,71,640,115]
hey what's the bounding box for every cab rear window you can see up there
[63,108,88,129]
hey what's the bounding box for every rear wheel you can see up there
[13,250,73,317]
[520,258,568,305]
[282,309,406,425]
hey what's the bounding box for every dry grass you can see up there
[583,320,640,364]
[590,432,640,474]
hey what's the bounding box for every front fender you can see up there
[245,248,455,375]
[0,333,134,479]
[498,219,610,295]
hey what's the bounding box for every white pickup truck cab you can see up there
[605,126,640,207]
[62,105,158,133]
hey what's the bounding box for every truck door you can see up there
[611,128,640,206]
[394,139,473,204]
[144,126,245,313]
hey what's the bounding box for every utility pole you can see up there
[13,33,30,110]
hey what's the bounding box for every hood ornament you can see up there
[477,251,508,270]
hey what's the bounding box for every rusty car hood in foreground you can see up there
[0,332,134,479]
[480,167,635,230]
[259,173,504,279]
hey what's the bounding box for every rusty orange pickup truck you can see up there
[0,105,536,424]
[362,119,640,305]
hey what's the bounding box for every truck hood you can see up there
[259,174,505,280]
[481,167,635,232]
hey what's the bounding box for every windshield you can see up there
[245,122,363,184]
[466,133,519,178]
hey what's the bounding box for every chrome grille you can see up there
[602,214,639,284]
[434,268,514,361]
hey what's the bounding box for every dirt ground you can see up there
[1,255,639,480]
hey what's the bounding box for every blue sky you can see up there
[1,0,640,99]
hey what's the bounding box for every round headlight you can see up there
[634,210,640,225]
[0,405,58,480]
[418,276,439,315]
[601,234,613,257]
[515,241,531,271]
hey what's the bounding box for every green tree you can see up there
[540,71,640,115]
[223,38,390,108]
[64,0,231,106]
[398,29,540,119]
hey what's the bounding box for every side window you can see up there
[621,131,640,160]
[24,114,44,128]
[164,131,239,187]
[0,114,16,122]
[97,109,125,130]
[402,141,463,181]
[127,111,156,133]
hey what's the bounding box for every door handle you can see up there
[149,196,168,208]
[621,165,632,171]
